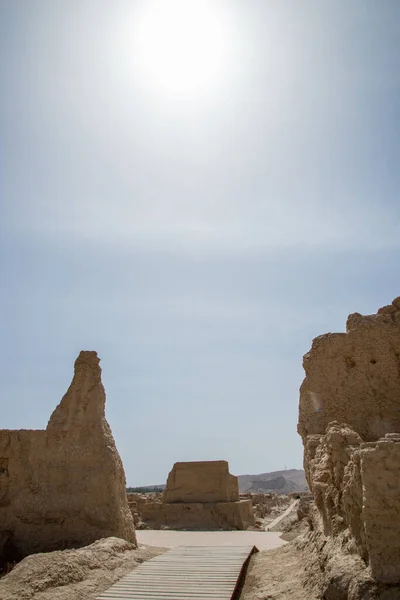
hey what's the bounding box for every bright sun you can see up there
[134,0,229,94]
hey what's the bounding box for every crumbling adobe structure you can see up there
[298,298,400,585]
[143,461,255,530]
[0,351,136,563]
[163,460,239,503]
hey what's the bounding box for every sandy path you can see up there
[265,499,299,531]
[137,530,287,551]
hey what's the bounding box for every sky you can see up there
[1,0,399,486]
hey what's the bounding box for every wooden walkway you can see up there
[96,545,257,600]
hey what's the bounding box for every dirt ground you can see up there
[0,536,308,600]
[136,529,287,551]
[0,538,166,600]
[238,543,319,600]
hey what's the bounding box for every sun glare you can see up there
[134,0,229,94]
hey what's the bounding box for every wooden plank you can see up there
[96,545,256,600]
[110,584,236,588]
[113,579,238,584]
[101,593,231,596]
[99,596,230,600]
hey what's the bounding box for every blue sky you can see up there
[1,0,399,485]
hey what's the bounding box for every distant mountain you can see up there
[128,469,308,494]
[238,469,308,493]
[127,485,164,493]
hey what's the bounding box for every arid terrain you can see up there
[0,491,309,599]
[1,297,400,599]
[0,538,166,600]
[238,469,308,493]
[0,498,303,600]
[239,544,319,600]
[127,468,309,495]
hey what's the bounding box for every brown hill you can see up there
[238,469,308,493]
[129,469,308,494]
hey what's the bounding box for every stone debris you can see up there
[127,490,300,532]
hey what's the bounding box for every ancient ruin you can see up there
[163,460,239,503]
[298,297,400,587]
[0,351,136,564]
[142,460,255,529]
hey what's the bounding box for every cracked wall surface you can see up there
[298,298,400,584]
[298,297,400,442]
[0,351,136,561]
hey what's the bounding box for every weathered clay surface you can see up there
[138,461,254,530]
[361,433,400,583]
[0,351,136,561]
[142,499,254,530]
[298,297,400,442]
[163,461,239,503]
[298,298,400,589]
[0,537,165,600]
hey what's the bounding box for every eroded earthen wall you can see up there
[141,460,253,530]
[361,433,400,583]
[163,460,239,504]
[0,351,136,561]
[298,298,400,584]
[298,297,400,443]
[142,499,254,530]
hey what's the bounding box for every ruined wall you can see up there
[143,461,254,530]
[163,461,239,503]
[361,433,400,583]
[299,297,400,442]
[298,298,400,585]
[142,499,254,530]
[0,351,136,560]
